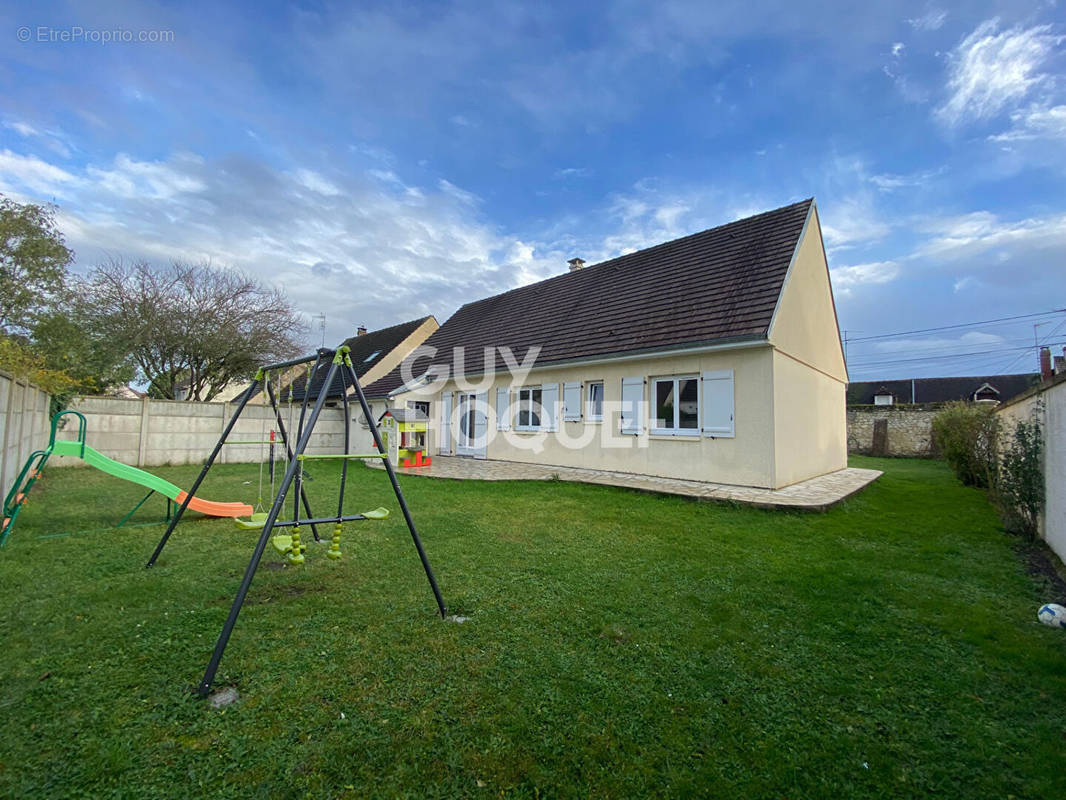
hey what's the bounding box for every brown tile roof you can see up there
[364,199,813,397]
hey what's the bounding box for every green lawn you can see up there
[1,456,1064,798]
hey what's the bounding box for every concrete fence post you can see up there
[138,396,151,468]
[1,376,15,495]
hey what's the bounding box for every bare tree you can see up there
[88,259,307,401]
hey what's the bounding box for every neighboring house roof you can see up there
[365,199,814,397]
[847,374,1039,405]
[289,316,434,401]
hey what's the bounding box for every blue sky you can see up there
[1,0,1063,380]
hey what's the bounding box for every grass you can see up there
[1,456,1065,798]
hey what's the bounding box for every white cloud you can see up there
[0,149,77,196]
[553,167,591,179]
[891,42,905,58]
[907,9,947,32]
[86,154,206,200]
[937,19,1063,127]
[829,261,900,293]
[989,104,1066,142]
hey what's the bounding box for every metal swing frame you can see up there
[145,345,447,696]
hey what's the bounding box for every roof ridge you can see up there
[454,198,814,313]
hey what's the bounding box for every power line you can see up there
[846,341,1066,370]
[844,309,1065,344]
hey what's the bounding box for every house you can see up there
[847,374,1039,407]
[363,198,848,490]
[281,316,439,450]
[287,316,439,405]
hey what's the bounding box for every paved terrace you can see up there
[374,457,881,511]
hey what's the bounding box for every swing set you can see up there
[145,345,447,697]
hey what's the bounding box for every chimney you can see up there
[568,257,586,272]
[357,325,368,337]
[1040,346,1052,381]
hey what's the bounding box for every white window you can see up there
[363,350,381,363]
[873,394,894,406]
[563,382,582,421]
[652,376,700,436]
[702,369,735,438]
[586,381,604,421]
[620,377,645,435]
[496,387,511,430]
[517,386,543,431]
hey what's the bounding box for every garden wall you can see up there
[49,396,354,469]
[0,370,51,501]
[998,374,1066,563]
[846,406,938,457]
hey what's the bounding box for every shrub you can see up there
[931,402,1000,488]
[997,411,1044,542]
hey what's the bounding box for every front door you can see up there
[455,393,487,458]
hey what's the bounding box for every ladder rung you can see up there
[296,453,386,461]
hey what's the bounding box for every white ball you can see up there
[1037,604,1066,628]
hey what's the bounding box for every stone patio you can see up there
[372,456,881,511]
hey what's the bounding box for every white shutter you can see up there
[473,392,488,458]
[620,377,644,435]
[540,384,559,431]
[496,387,510,430]
[563,382,582,421]
[702,370,734,437]
[439,392,452,454]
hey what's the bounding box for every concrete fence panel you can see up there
[0,370,52,501]
[50,396,353,469]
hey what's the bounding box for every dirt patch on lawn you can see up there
[1017,539,1066,604]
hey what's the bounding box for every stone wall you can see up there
[847,406,938,457]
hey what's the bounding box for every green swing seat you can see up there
[233,511,270,530]
[234,506,389,530]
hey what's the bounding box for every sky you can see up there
[0,0,1063,381]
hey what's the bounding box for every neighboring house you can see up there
[363,199,848,490]
[108,385,146,400]
[847,374,1038,407]
[282,316,439,449]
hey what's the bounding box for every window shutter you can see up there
[563,382,581,421]
[540,384,559,431]
[496,387,510,430]
[702,370,734,437]
[439,392,452,454]
[620,377,644,434]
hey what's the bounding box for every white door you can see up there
[455,393,488,458]
[439,392,452,455]
[455,393,477,457]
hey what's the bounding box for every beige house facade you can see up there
[365,199,847,490]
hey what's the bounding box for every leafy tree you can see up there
[931,402,1000,489]
[997,410,1045,542]
[30,281,137,395]
[86,259,306,401]
[0,195,73,335]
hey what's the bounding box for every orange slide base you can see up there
[175,491,253,518]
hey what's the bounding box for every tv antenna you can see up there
[312,313,326,347]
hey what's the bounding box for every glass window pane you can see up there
[679,378,699,429]
[531,388,542,427]
[518,389,530,427]
[655,380,675,429]
[589,382,603,417]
